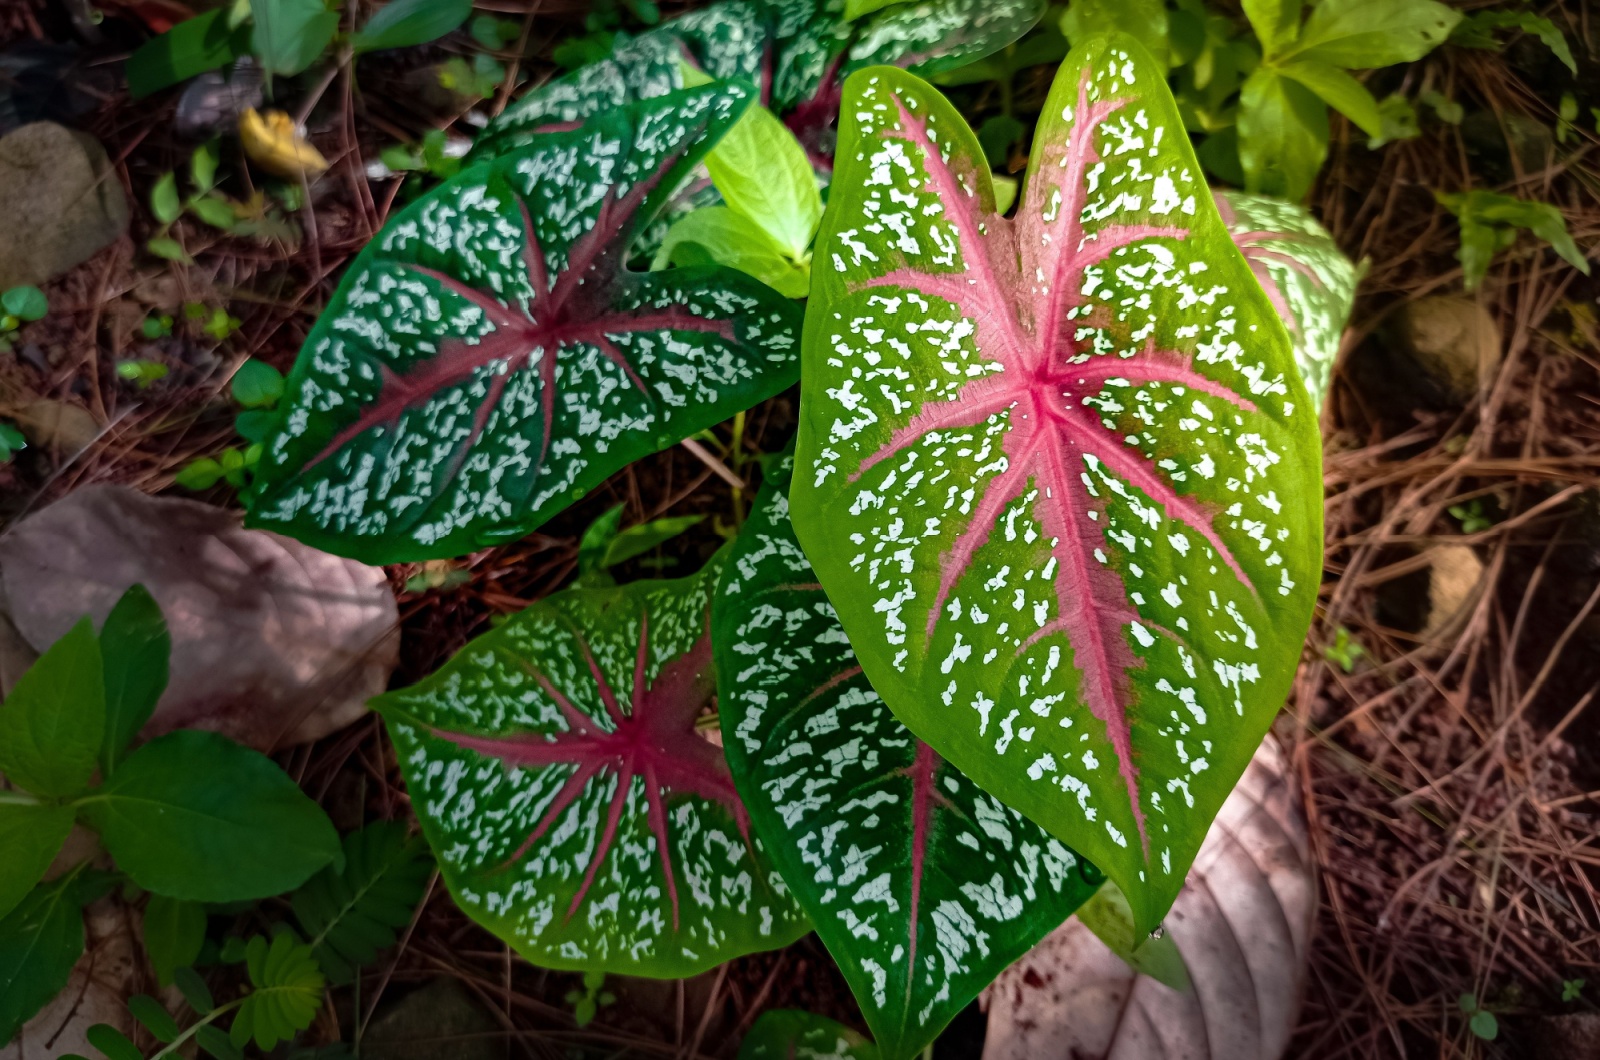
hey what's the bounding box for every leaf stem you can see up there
[149,998,245,1060]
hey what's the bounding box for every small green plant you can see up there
[1448,500,1493,534]
[1562,978,1586,1002]
[0,284,48,351]
[1458,992,1499,1041]
[1324,627,1366,672]
[379,128,464,181]
[147,144,242,262]
[176,359,284,491]
[140,315,174,339]
[0,422,25,464]
[575,504,705,587]
[117,360,170,389]
[1436,190,1590,291]
[438,53,507,100]
[1450,8,1577,74]
[564,970,616,1028]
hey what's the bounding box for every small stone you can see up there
[1424,545,1485,638]
[0,122,130,289]
[362,978,504,1060]
[1380,296,1502,404]
[1533,1013,1600,1060]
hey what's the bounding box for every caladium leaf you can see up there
[791,40,1322,935]
[716,452,1101,1060]
[1217,189,1362,411]
[375,553,810,976]
[247,83,802,564]
[738,1009,880,1060]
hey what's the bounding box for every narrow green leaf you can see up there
[195,1024,244,1060]
[174,965,216,1015]
[1240,0,1300,58]
[1285,0,1460,68]
[603,514,705,568]
[151,172,183,225]
[127,994,181,1043]
[0,874,86,1043]
[738,1010,879,1060]
[99,584,171,776]
[143,894,208,987]
[1238,66,1329,201]
[350,0,472,54]
[191,142,221,192]
[80,730,340,902]
[251,0,338,78]
[1276,60,1382,138]
[655,206,812,298]
[189,195,239,231]
[0,286,48,322]
[87,1023,143,1060]
[0,617,104,798]
[0,803,74,922]
[127,10,252,99]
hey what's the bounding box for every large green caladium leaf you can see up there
[247,83,800,564]
[471,0,1044,163]
[716,453,1100,1059]
[1217,189,1362,411]
[374,553,810,976]
[791,39,1322,934]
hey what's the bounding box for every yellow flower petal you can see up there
[239,108,329,181]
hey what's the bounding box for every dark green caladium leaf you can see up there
[739,1009,879,1060]
[471,0,1045,163]
[791,39,1322,935]
[247,82,801,564]
[716,453,1101,1060]
[1217,190,1362,411]
[375,553,809,976]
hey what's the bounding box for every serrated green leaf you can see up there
[717,454,1101,1059]
[1217,189,1363,411]
[791,42,1321,935]
[1283,0,1459,69]
[655,206,812,298]
[99,584,170,776]
[231,933,324,1051]
[375,554,809,975]
[350,0,472,54]
[0,617,104,798]
[126,10,252,99]
[252,0,339,78]
[1238,66,1328,200]
[143,895,207,987]
[290,822,433,984]
[80,730,340,902]
[738,1009,879,1060]
[0,873,86,1043]
[127,993,180,1043]
[247,83,801,564]
[0,803,74,922]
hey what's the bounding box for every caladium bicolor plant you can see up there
[1218,189,1362,411]
[246,82,801,564]
[469,0,1046,164]
[791,39,1322,934]
[374,551,810,976]
[715,453,1102,1059]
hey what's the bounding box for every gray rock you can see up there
[1533,1013,1600,1060]
[1380,296,1501,404]
[0,122,129,289]
[362,978,504,1060]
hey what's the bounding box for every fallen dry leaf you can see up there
[983,737,1314,1060]
[239,108,329,180]
[0,485,397,751]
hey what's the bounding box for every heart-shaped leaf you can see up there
[375,553,809,975]
[791,39,1322,935]
[247,82,802,564]
[717,452,1102,1060]
[471,0,1044,163]
[1217,189,1361,411]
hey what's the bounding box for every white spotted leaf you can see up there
[374,552,810,976]
[716,453,1103,1060]
[1217,190,1362,411]
[247,82,801,564]
[738,1009,880,1060]
[790,39,1322,936]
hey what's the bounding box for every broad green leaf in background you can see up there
[792,42,1322,934]
[350,0,473,55]
[1451,10,1576,75]
[142,894,208,987]
[247,83,801,564]
[1241,0,1300,58]
[738,1009,880,1060]
[1281,0,1460,68]
[716,455,1102,1059]
[98,584,171,776]
[700,101,823,267]
[230,933,324,1051]
[1059,0,1170,68]
[655,208,812,298]
[0,872,86,1044]
[844,0,907,21]
[1217,190,1364,411]
[1275,60,1381,139]
[251,0,339,78]
[291,822,434,983]
[126,9,253,99]
[79,730,340,901]
[0,618,104,798]
[1437,190,1591,291]
[376,555,810,976]
[1238,67,1328,200]
[0,803,74,922]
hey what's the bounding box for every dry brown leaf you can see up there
[0,485,398,752]
[983,738,1314,1060]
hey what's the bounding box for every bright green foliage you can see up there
[81,730,340,902]
[738,1010,879,1060]
[0,422,24,462]
[126,10,252,98]
[0,618,103,798]
[247,83,801,564]
[230,933,324,1051]
[576,505,705,587]
[716,455,1101,1058]
[1458,993,1499,1042]
[376,554,809,976]
[1,286,47,322]
[350,0,472,54]
[251,0,338,78]
[564,969,615,1027]
[291,822,434,983]
[1071,878,1190,989]
[792,43,1321,933]
[1217,189,1362,410]
[1323,626,1364,672]
[99,585,171,777]
[231,360,286,409]
[142,895,208,987]
[0,873,87,1043]
[1437,190,1590,291]
[0,804,74,922]
[1060,0,1170,68]
[1451,10,1576,75]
